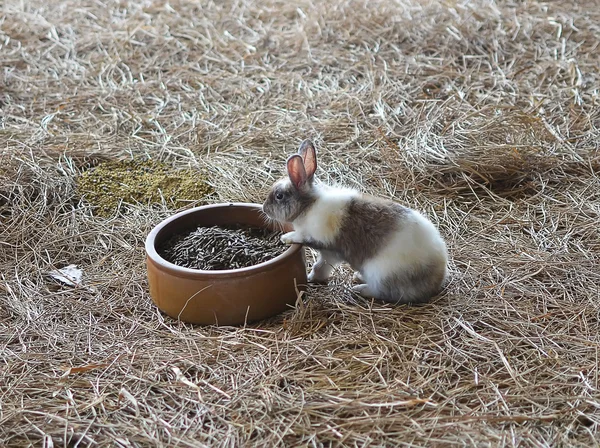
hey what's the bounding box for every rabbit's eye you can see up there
[275,192,284,201]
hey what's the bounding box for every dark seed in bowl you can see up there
[158,225,286,270]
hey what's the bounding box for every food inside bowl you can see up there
[157,224,286,270]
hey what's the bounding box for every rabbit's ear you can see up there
[287,155,308,191]
[298,140,317,180]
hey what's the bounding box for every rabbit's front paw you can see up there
[352,271,364,283]
[281,231,301,245]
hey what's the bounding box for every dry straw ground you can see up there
[1,0,600,446]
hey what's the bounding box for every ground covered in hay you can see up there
[1,0,600,446]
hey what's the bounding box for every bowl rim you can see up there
[145,202,303,278]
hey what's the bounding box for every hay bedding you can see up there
[1,0,600,446]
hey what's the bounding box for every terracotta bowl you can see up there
[145,203,307,326]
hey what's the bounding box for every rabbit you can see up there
[262,139,449,304]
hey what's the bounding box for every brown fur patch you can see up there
[302,195,409,270]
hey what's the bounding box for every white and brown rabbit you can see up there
[262,140,448,304]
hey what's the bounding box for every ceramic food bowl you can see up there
[145,203,307,326]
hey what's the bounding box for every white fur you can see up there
[360,209,448,293]
[292,183,358,244]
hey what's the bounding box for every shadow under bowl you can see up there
[145,203,307,326]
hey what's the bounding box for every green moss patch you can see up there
[77,159,213,216]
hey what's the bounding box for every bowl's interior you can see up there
[154,205,265,246]
[150,204,294,274]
